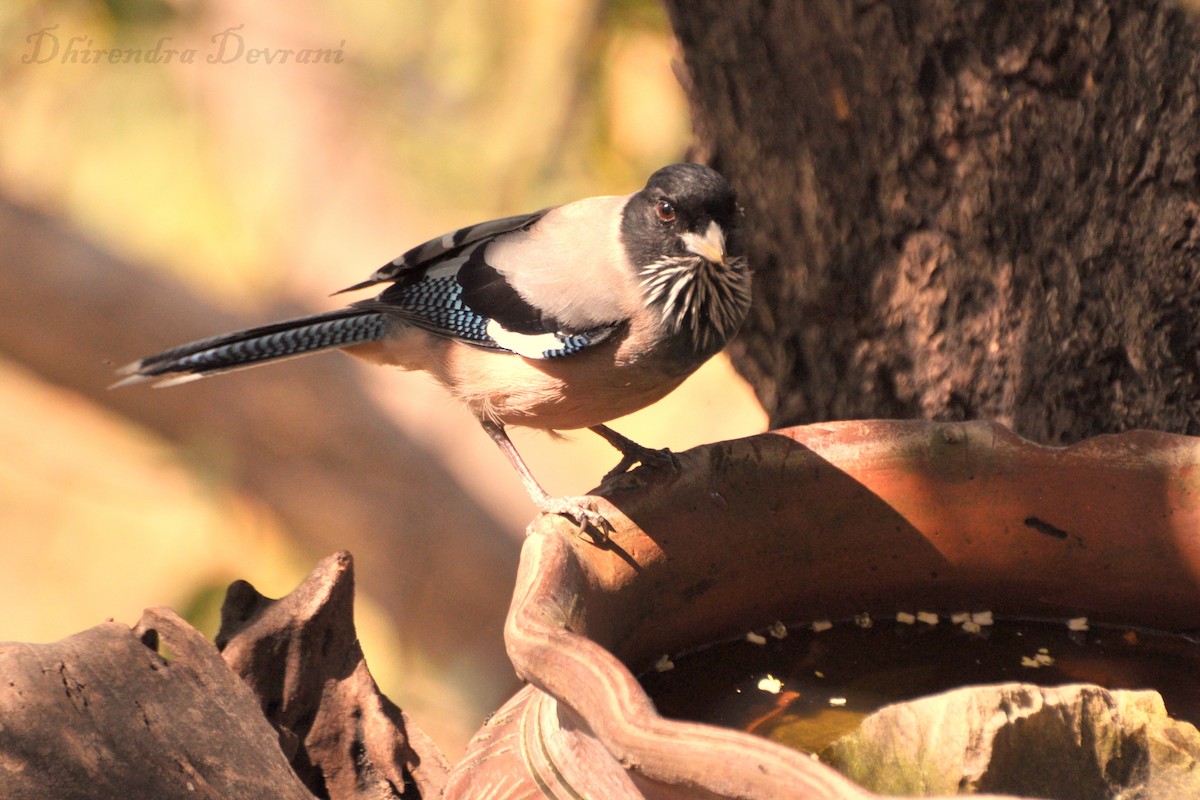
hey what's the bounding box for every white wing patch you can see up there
[485,320,568,359]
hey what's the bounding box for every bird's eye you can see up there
[655,200,677,223]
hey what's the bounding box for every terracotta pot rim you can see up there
[503,420,1200,799]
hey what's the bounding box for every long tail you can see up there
[113,308,388,387]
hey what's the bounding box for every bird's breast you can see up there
[445,334,696,430]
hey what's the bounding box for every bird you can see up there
[114,163,752,535]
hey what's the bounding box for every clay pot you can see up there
[443,420,1200,799]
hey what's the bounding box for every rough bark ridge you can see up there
[668,0,1200,443]
[0,553,449,800]
[217,551,450,800]
[0,609,315,800]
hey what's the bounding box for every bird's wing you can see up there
[353,201,630,359]
[335,209,552,294]
[357,244,621,359]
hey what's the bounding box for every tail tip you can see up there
[109,361,205,390]
[109,360,149,390]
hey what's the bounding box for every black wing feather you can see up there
[335,208,552,294]
[455,245,566,335]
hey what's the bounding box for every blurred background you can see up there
[0,0,765,756]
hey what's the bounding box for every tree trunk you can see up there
[667,0,1200,444]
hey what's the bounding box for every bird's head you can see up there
[621,163,752,354]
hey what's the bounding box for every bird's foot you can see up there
[588,425,679,483]
[602,444,679,483]
[537,495,613,543]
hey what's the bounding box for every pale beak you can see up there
[681,221,727,266]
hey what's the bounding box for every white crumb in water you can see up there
[961,620,982,634]
[829,697,847,707]
[896,612,916,625]
[1067,616,1089,631]
[917,611,939,625]
[745,631,767,645]
[854,612,873,629]
[654,654,674,672]
[811,619,833,632]
[758,675,783,694]
[971,611,995,626]
[950,612,970,624]
[768,621,789,639]
[1021,648,1055,668]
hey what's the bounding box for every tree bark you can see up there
[0,608,316,800]
[0,553,449,800]
[216,552,450,800]
[667,0,1200,444]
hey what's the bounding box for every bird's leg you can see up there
[589,424,678,482]
[479,418,611,539]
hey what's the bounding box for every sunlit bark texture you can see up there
[667,0,1200,443]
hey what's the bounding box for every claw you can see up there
[536,495,613,543]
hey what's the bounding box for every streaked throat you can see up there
[639,226,751,354]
